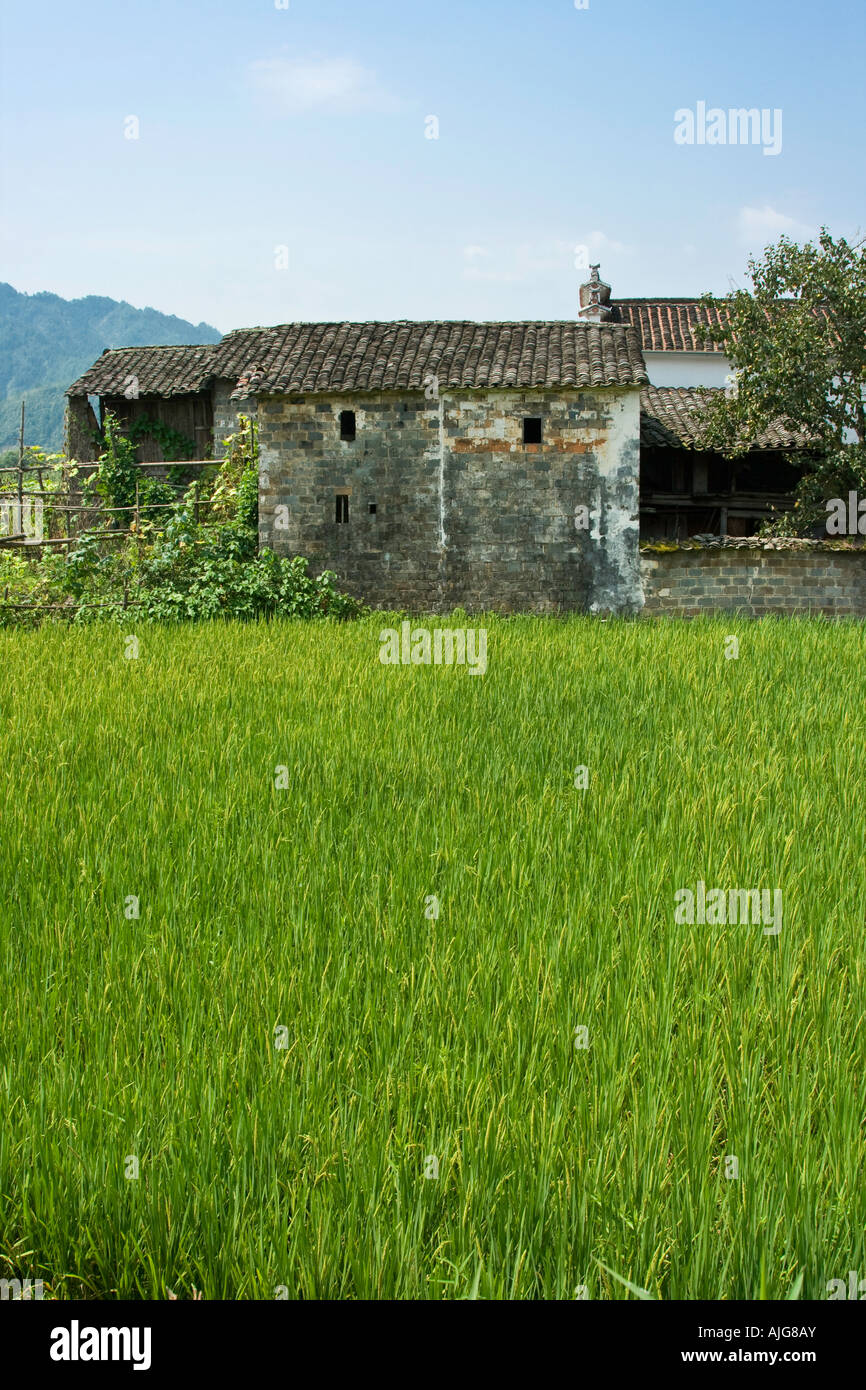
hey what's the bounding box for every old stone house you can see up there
[65,267,812,614]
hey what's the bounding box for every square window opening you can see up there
[523,417,542,445]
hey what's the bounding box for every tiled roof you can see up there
[223,321,648,395]
[640,385,809,451]
[67,344,218,397]
[613,300,730,353]
[210,328,284,382]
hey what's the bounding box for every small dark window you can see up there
[340,410,356,441]
[368,502,377,515]
[523,417,542,444]
[335,494,349,523]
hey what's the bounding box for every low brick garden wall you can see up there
[640,538,866,617]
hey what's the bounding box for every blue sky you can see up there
[1,0,863,334]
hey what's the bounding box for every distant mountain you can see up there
[0,283,221,452]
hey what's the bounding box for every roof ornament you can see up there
[578,264,612,323]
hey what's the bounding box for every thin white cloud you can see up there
[462,233,632,284]
[577,230,631,258]
[463,267,523,283]
[247,56,398,114]
[737,205,813,245]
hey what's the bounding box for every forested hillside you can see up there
[0,283,220,452]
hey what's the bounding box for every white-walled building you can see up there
[576,267,805,538]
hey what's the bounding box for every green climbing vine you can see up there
[127,414,196,463]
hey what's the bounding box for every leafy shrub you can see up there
[0,415,364,626]
[133,546,361,622]
[88,410,186,522]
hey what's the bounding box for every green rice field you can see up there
[1,615,864,1299]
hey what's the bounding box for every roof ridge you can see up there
[219,318,637,334]
[615,297,709,304]
[90,342,215,353]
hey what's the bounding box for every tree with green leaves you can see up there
[696,228,866,534]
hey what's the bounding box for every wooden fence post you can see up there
[17,399,24,532]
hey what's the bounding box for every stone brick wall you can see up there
[257,387,642,614]
[64,395,100,462]
[212,378,257,457]
[641,542,866,616]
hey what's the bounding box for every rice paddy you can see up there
[1,614,864,1299]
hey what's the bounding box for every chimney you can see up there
[578,264,612,323]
